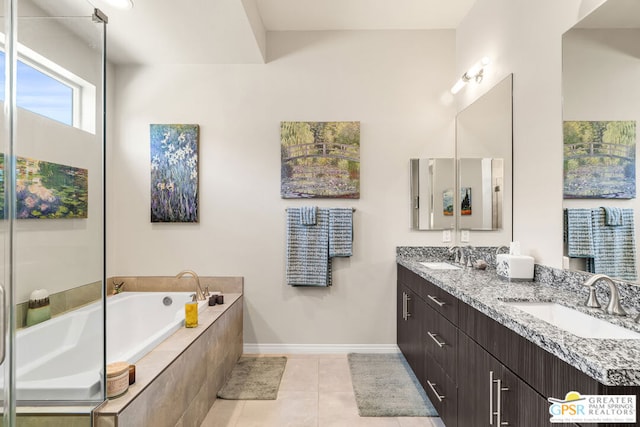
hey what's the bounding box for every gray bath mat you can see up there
[217,356,287,400]
[348,353,437,417]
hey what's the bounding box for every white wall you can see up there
[109,30,456,346]
[455,0,606,266]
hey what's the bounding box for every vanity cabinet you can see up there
[397,264,636,427]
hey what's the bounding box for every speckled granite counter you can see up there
[397,251,640,387]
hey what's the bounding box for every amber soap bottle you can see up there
[185,301,198,328]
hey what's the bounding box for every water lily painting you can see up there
[0,154,88,219]
[150,124,199,222]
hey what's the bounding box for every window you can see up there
[0,51,74,126]
[0,39,97,134]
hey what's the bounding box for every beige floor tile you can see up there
[234,391,318,427]
[279,358,319,392]
[201,399,245,427]
[319,357,353,393]
[318,391,401,427]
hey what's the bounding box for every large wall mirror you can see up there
[562,0,640,283]
[455,74,513,243]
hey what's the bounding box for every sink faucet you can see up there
[176,270,208,301]
[495,245,509,256]
[582,274,627,316]
[464,245,474,268]
[449,246,461,264]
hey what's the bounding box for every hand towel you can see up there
[564,209,595,258]
[602,206,623,226]
[285,208,331,286]
[591,208,637,281]
[329,208,353,257]
[299,206,317,226]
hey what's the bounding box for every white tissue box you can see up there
[496,254,534,281]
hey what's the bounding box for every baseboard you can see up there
[242,343,400,354]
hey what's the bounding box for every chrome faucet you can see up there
[582,274,627,316]
[176,270,208,301]
[464,245,474,268]
[495,245,509,256]
[449,246,461,264]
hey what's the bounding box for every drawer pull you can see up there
[427,331,446,348]
[427,294,446,307]
[426,379,445,402]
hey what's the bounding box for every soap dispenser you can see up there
[26,289,51,327]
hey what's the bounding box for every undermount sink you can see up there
[419,262,461,270]
[505,301,640,340]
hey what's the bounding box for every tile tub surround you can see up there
[94,289,243,426]
[107,275,242,296]
[397,251,640,386]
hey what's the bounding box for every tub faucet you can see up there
[582,274,627,316]
[112,281,125,295]
[176,270,207,301]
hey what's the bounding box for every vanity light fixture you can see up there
[450,57,491,94]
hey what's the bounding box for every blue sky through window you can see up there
[0,51,73,126]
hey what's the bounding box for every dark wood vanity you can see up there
[397,264,640,427]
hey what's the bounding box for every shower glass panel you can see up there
[7,0,106,420]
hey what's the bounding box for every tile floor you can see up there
[201,354,446,427]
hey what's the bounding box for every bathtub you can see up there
[11,291,206,401]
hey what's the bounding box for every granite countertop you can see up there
[397,254,640,387]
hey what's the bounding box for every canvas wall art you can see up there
[443,189,454,216]
[564,120,636,199]
[0,154,88,219]
[461,187,472,216]
[280,121,360,199]
[150,124,199,222]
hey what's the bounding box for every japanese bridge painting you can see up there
[563,120,636,199]
[280,121,360,199]
[150,124,199,222]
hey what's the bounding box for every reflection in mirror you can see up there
[456,74,513,242]
[410,158,455,230]
[458,158,504,230]
[562,0,640,283]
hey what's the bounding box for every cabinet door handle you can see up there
[426,379,445,402]
[427,331,446,348]
[406,294,412,317]
[427,294,446,307]
[402,292,406,321]
[489,370,495,425]
[496,378,509,426]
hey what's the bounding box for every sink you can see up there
[505,301,640,339]
[419,262,461,270]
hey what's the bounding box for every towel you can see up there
[285,208,331,286]
[300,206,317,226]
[329,208,353,257]
[602,206,623,226]
[591,208,637,281]
[564,209,595,258]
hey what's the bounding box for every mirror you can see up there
[458,158,504,230]
[410,158,456,230]
[455,74,513,241]
[562,0,640,282]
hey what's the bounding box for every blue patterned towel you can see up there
[602,206,623,226]
[329,208,353,257]
[299,206,317,226]
[564,209,595,258]
[591,208,637,281]
[286,208,331,286]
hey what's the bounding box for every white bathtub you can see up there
[12,291,206,401]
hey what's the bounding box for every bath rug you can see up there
[217,356,287,400]
[348,353,437,417]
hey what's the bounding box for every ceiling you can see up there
[30,0,475,65]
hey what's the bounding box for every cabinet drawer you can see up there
[424,304,457,382]
[424,354,457,427]
[423,280,458,323]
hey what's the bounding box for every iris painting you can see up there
[0,154,88,219]
[150,124,199,222]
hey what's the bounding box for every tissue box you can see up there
[496,254,534,281]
